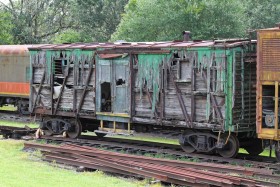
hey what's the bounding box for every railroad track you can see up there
[24,142,280,187]
[0,111,36,123]
[40,135,280,175]
[1,125,280,178]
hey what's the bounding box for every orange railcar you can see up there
[0,45,31,114]
[257,27,280,160]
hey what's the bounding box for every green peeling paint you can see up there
[137,54,171,112]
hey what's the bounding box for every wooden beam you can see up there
[145,87,159,124]
[31,70,46,113]
[169,66,191,127]
[54,59,71,115]
[202,71,223,121]
[77,63,94,114]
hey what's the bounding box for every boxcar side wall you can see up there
[132,44,256,133]
[29,49,96,118]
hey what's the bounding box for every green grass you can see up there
[83,131,179,145]
[0,105,17,111]
[0,120,39,128]
[104,134,179,145]
[239,148,276,157]
[0,140,162,187]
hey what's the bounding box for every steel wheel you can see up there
[179,130,196,153]
[41,117,53,136]
[244,139,264,156]
[275,143,280,162]
[217,134,240,158]
[67,119,82,139]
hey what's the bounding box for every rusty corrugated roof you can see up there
[28,39,256,51]
[0,45,32,56]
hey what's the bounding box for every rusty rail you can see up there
[24,142,280,187]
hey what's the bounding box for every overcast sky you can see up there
[0,0,9,5]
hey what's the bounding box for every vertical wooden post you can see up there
[113,121,116,132]
[275,82,279,137]
[257,84,263,134]
[50,61,54,115]
[128,122,131,133]
[191,59,196,123]
[100,120,104,130]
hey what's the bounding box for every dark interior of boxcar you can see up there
[262,85,280,128]
[101,82,111,112]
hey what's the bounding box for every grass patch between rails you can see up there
[0,120,276,158]
[83,131,179,145]
[239,148,276,157]
[0,140,161,187]
[107,134,179,145]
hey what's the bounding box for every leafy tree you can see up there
[0,0,128,43]
[74,0,129,42]
[194,0,246,39]
[111,0,247,41]
[0,11,14,44]
[52,30,83,44]
[0,0,75,44]
[245,0,280,30]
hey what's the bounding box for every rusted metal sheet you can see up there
[28,40,256,50]
[0,45,30,56]
[257,27,280,141]
[98,54,123,59]
[0,46,31,83]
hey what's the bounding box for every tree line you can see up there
[0,0,279,44]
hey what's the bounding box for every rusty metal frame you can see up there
[97,49,170,55]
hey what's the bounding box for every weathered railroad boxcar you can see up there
[257,27,280,160]
[29,39,257,158]
[95,39,257,158]
[0,45,31,114]
[29,44,99,138]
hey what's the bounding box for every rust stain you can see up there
[0,45,30,56]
